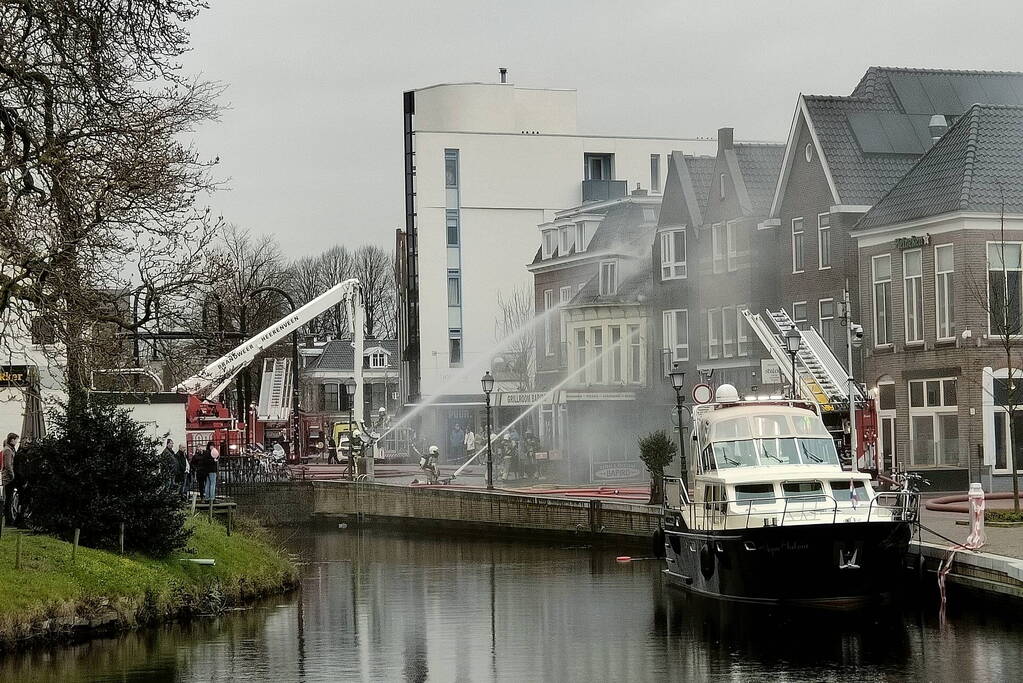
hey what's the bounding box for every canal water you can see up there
[3,529,1022,682]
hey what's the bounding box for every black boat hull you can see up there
[662,521,912,608]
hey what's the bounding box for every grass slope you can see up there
[0,516,297,645]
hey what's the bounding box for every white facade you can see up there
[0,313,66,439]
[403,81,715,403]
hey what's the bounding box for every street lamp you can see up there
[481,371,495,490]
[783,327,802,400]
[668,363,687,480]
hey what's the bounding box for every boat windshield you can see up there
[711,437,840,469]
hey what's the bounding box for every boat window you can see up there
[733,483,776,505]
[712,416,752,441]
[782,480,826,501]
[796,438,840,465]
[713,439,758,468]
[752,415,789,438]
[831,480,869,502]
[701,445,717,472]
[791,413,830,437]
[757,437,801,465]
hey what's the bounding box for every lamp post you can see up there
[481,371,495,490]
[668,363,687,479]
[783,327,802,400]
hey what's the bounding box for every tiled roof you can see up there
[585,200,659,256]
[571,267,651,306]
[732,143,785,215]
[803,67,1023,207]
[658,152,715,228]
[687,156,717,221]
[308,338,399,371]
[857,104,1023,229]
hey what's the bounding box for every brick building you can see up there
[854,104,1023,486]
[651,130,784,400]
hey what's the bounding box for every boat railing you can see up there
[665,490,918,531]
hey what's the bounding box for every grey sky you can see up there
[182,0,1023,257]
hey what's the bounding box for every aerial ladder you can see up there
[173,278,370,466]
[741,308,874,468]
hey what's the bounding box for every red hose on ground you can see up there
[925,492,1023,513]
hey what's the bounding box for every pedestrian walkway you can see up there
[919,497,1023,560]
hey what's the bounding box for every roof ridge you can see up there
[959,105,983,210]
[733,141,786,149]
[866,65,1023,77]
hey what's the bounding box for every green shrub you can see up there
[18,401,188,556]
[985,509,1023,523]
[639,430,676,505]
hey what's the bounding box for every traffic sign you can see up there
[692,383,713,404]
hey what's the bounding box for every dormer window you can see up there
[576,222,587,253]
[542,229,557,259]
[363,348,390,369]
[599,260,618,296]
[559,225,576,254]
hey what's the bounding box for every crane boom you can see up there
[173,279,366,427]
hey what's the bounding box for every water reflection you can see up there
[3,529,1022,682]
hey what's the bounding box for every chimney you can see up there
[717,127,734,152]
[499,67,507,84]
[929,114,948,142]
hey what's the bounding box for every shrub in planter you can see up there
[639,430,676,505]
[18,401,188,556]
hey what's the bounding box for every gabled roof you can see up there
[584,200,659,256]
[731,143,785,215]
[658,151,715,228]
[857,104,1023,229]
[771,67,1023,215]
[308,339,399,372]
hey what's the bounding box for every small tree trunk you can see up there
[649,468,664,506]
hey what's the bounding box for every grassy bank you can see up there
[0,516,298,647]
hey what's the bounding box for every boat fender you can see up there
[699,544,715,579]
[651,528,666,558]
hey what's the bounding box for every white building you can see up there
[397,76,715,441]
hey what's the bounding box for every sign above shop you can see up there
[894,234,930,249]
[0,365,30,388]
[564,391,637,402]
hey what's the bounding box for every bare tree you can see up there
[494,285,536,391]
[967,187,1022,512]
[0,1,222,405]
[314,245,356,336]
[353,244,396,339]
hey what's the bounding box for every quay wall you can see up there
[310,481,661,544]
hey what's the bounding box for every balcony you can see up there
[582,179,627,203]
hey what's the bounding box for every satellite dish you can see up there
[715,384,740,403]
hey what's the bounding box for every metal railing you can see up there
[662,478,918,531]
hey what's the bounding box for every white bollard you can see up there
[966,482,986,549]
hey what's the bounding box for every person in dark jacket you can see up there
[193,444,210,500]
[2,433,17,524]
[159,438,176,487]
[173,444,189,497]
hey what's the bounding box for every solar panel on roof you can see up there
[1005,78,1023,106]
[890,73,937,114]
[847,112,892,153]
[919,75,964,113]
[973,76,1022,105]
[950,77,990,108]
[908,115,939,149]
[878,113,925,154]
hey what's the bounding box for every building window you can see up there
[719,173,726,198]
[722,306,736,358]
[650,154,661,193]
[447,270,461,306]
[444,149,459,188]
[712,223,725,274]
[792,301,807,330]
[935,244,955,340]
[987,242,1023,336]
[599,260,617,296]
[627,324,642,383]
[575,222,586,252]
[592,326,604,382]
[660,229,687,280]
[818,213,831,269]
[322,383,340,412]
[819,298,835,348]
[446,209,459,246]
[610,326,623,382]
[449,329,462,366]
[708,309,721,359]
[872,254,893,346]
[726,221,739,272]
[993,376,1023,472]
[559,286,572,367]
[559,225,575,255]
[368,352,387,368]
[804,143,814,162]
[542,229,556,259]
[791,218,804,273]
[584,153,614,180]
[908,378,958,467]
[737,307,751,357]
[904,249,923,344]
[663,309,689,363]
[543,289,554,357]
[575,328,587,381]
